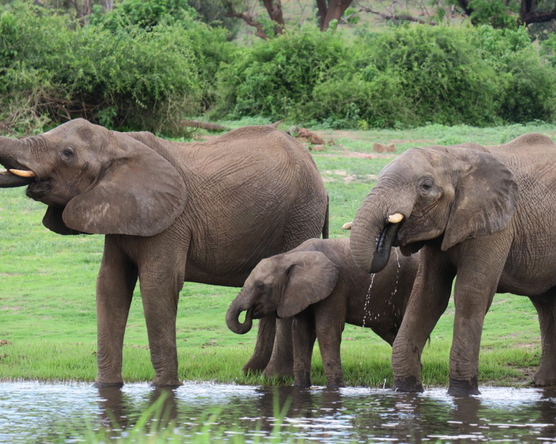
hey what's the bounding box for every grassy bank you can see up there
[0,122,552,388]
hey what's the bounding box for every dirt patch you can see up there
[315,151,397,160]
[321,170,378,184]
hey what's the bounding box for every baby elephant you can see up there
[226,238,419,387]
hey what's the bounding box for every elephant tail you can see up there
[322,194,329,239]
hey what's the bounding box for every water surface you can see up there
[0,382,555,442]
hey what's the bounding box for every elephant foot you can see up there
[242,357,267,375]
[448,377,480,396]
[94,380,124,389]
[263,356,294,379]
[533,367,556,387]
[263,362,294,380]
[393,376,423,392]
[151,378,183,388]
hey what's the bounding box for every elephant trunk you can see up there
[0,136,35,188]
[350,186,414,273]
[226,294,254,334]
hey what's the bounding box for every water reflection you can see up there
[0,382,555,442]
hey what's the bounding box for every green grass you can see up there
[0,123,550,388]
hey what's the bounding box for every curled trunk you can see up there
[226,297,254,334]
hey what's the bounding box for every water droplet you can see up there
[362,273,376,328]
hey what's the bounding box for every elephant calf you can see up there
[226,238,419,387]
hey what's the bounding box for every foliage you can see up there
[467,0,519,28]
[2,1,556,132]
[89,0,196,30]
[216,24,556,128]
[215,25,345,121]
[476,25,556,122]
[0,1,233,135]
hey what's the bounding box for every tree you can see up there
[316,0,353,30]
[378,0,556,28]
[221,0,355,38]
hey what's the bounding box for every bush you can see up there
[0,1,233,135]
[360,26,505,127]
[215,25,346,121]
[476,26,556,123]
[216,24,556,128]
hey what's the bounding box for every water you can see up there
[362,249,401,329]
[0,382,555,443]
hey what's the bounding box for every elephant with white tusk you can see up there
[350,133,556,395]
[0,118,329,387]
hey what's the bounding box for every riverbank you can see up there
[0,122,551,389]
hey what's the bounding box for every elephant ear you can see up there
[43,206,86,235]
[61,135,187,236]
[441,148,518,251]
[277,251,340,319]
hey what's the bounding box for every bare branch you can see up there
[521,8,556,23]
[222,1,269,39]
[358,5,436,24]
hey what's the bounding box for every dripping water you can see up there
[362,249,401,328]
[362,273,376,328]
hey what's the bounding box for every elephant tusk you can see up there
[9,169,36,178]
[388,213,404,224]
[342,221,353,230]
[0,169,8,175]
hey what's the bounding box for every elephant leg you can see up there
[95,239,138,387]
[448,240,509,396]
[530,293,556,386]
[392,247,454,392]
[315,308,345,388]
[242,316,276,374]
[140,272,185,387]
[292,312,317,387]
[263,318,295,379]
[137,240,187,387]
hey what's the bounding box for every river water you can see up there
[0,381,555,442]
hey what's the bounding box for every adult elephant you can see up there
[0,118,329,387]
[350,133,556,395]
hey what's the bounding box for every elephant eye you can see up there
[254,281,265,291]
[419,178,434,194]
[61,147,75,160]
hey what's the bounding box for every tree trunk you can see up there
[318,0,353,31]
[261,0,285,35]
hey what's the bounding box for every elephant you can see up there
[0,118,329,387]
[226,238,419,387]
[349,133,556,395]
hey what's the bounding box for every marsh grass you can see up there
[0,122,551,389]
[62,389,307,444]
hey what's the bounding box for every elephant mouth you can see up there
[25,179,52,201]
[252,307,269,319]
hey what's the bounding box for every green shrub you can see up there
[365,25,505,127]
[217,24,556,128]
[476,26,556,123]
[216,25,346,121]
[0,1,232,135]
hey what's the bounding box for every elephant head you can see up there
[226,251,340,334]
[350,144,518,273]
[0,119,187,236]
